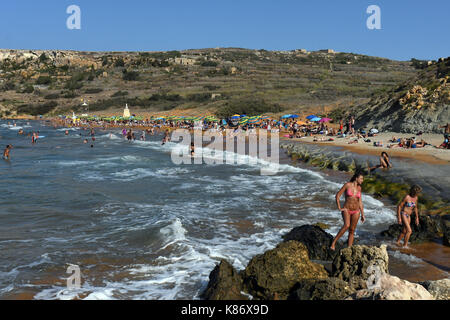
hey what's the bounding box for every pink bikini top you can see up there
[346,187,361,198]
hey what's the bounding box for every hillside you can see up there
[347,57,450,133]
[0,48,418,119]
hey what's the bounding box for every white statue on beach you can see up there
[123,104,131,118]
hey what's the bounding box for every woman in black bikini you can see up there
[396,185,421,248]
[330,171,366,250]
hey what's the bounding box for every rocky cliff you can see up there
[351,57,450,133]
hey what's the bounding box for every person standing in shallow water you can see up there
[396,185,421,248]
[330,171,366,250]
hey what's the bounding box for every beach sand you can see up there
[281,132,450,165]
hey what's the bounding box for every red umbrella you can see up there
[319,118,332,123]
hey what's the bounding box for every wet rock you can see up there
[282,225,343,261]
[241,241,328,300]
[288,277,356,300]
[346,274,434,300]
[419,278,450,300]
[332,245,389,290]
[201,259,248,300]
[381,214,442,243]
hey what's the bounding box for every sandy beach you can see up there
[281,132,450,165]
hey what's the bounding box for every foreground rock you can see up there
[289,278,355,300]
[201,260,247,300]
[346,274,434,300]
[381,214,442,243]
[332,245,389,290]
[419,278,450,300]
[241,241,328,300]
[282,225,343,261]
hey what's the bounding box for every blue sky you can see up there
[0,0,448,61]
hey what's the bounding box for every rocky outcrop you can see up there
[419,278,450,300]
[346,274,434,300]
[282,225,343,261]
[201,227,442,300]
[200,259,247,300]
[381,214,443,243]
[288,278,356,300]
[350,57,449,133]
[331,245,389,290]
[241,241,328,300]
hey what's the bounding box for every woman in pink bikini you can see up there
[330,171,365,250]
[396,185,421,248]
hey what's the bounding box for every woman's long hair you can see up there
[350,170,364,183]
[409,185,422,197]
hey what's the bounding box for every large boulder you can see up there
[332,245,389,290]
[380,214,442,243]
[282,225,344,261]
[288,277,356,300]
[419,278,450,300]
[346,274,434,300]
[201,259,248,300]
[241,241,328,300]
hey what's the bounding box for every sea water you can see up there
[0,120,420,299]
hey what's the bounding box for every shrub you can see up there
[111,90,129,97]
[114,58,125,67]
[187,92,210,102]
[44,93,60,100]
[2,82,16,91]
[63,91,79,99]
[201,60,218,67]
[36,76,52,85]
[23,84,34,93]
[16,101,57,116]
[84,88,103,94]
[122,70,139,81]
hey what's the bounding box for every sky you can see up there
[0,0,448,61]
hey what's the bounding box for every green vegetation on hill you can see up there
[0,48,420,118]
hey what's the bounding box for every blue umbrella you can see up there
[281,114,292,119]
[306,115,317,120]
[290,114,299,118]
[310,117,321,122]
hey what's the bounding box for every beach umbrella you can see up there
[281,114,292,119]
[290,114,299,118]
[260,116,271,120]
[310,117,321,122]
[296,120,307,125]
[319,118,332,123]
[231,114,240,119]
[306,115,317,120]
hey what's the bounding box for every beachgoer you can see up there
[439,123,449,142]
[369,152,392,173]
[3,145,12,160]
[190,142,195,156]
[330,171,366,250]
[65,130,69,135]
[396,185,421,248]
[32,132,37,144]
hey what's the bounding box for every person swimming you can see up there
[330,170,366,250]
[396,185,421,248]
[3,145,12,160]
